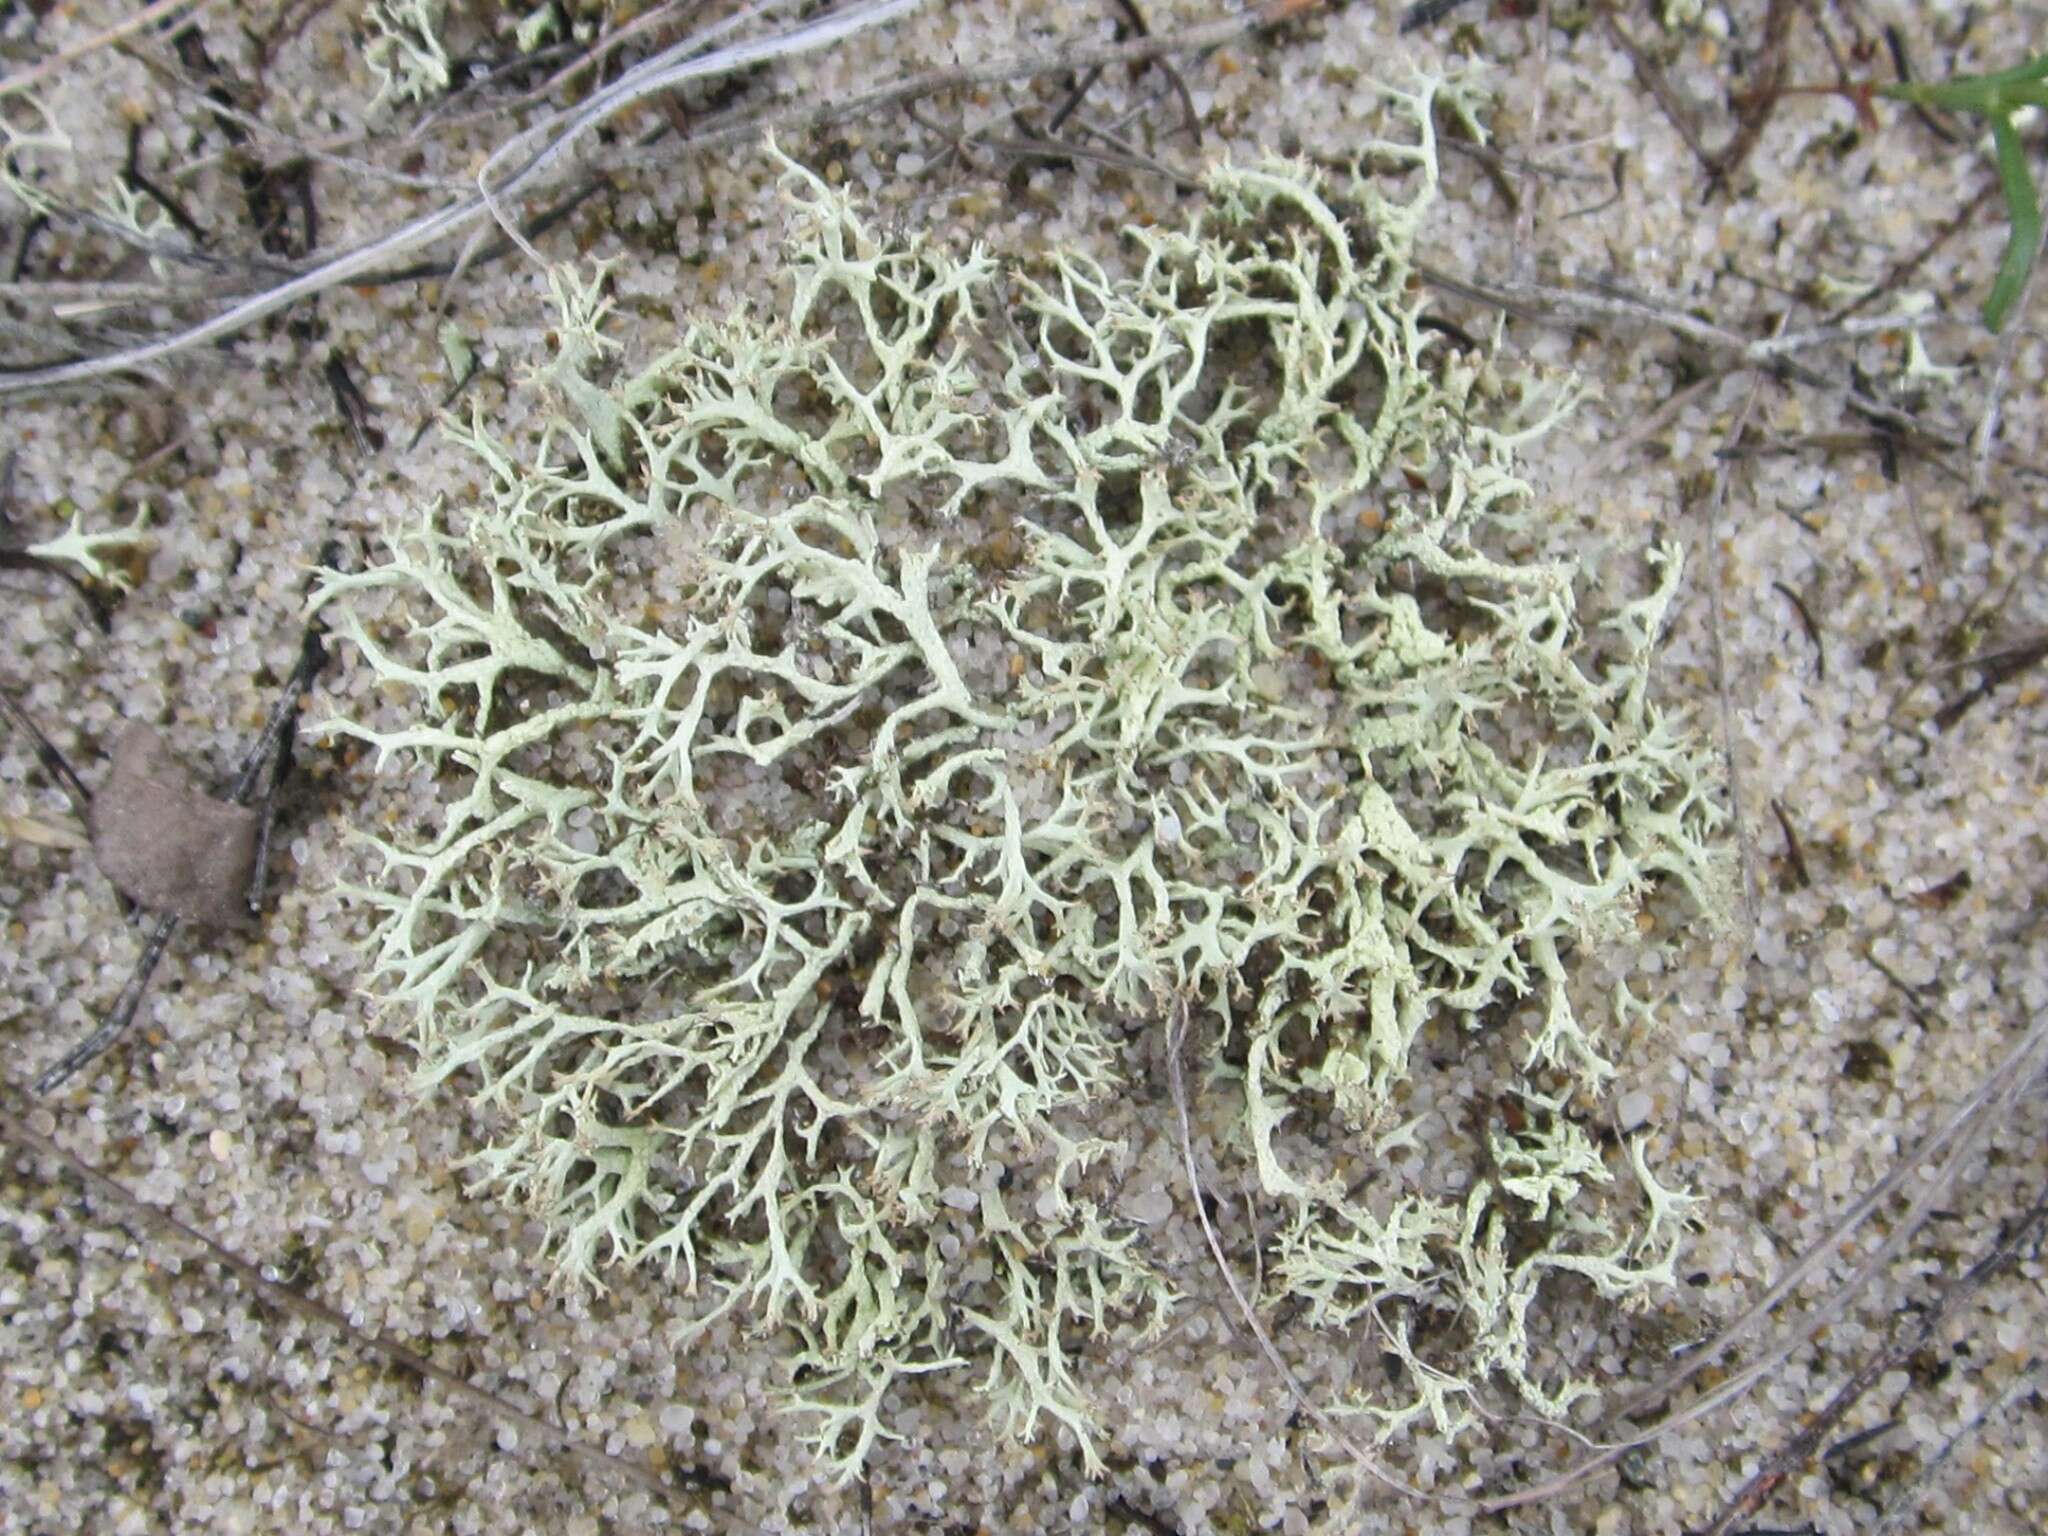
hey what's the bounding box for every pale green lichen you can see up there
[97,181,177,281]
[362,0,452,107]
[314,75,1725,1479]
[27,505,153,590]
[0,93,68,218]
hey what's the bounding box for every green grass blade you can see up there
[1879,52,2048,114]
[1985,115,2042,331]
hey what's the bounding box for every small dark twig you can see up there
[9,211,49,281]
[1110,1493,1185,1535]
[245,554,338,917]
[1045,62,1109,138]
[1049,0,1132,135]
[1561,153,1626,221]
[1771,581,1826,680]
[1416,313,1482,352]
[406,358,485,452]
[1768,799,1811,890]
[1400,0,1475,32]
[1866,949,1935,1030]
[1935,631,2048,731]
[977,129,1201,192]
[1695,1183,2048,1536]
[32,913,179,1094]
[1708,0,1798,194]
[1716,431,1919,479]
[1827,180,2000,325]
[0,685,95,815]
[1602,9,1715,178]
[1884,24,1963,144]
[0,545,116,630]
[323,352,383,456]
[1821,1417,1897,1462]
[243,157,319,260]
[121,121,209,247]
[1044,0,1200,147]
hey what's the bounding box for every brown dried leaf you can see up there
[90,724,258,928]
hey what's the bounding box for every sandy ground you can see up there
[1,1,2045,1532]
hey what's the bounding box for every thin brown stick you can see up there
[1509,0,1552,279]
[968,130,1201,191]
[1708,0,1797,191]
[1696,1181,2048,1536]
[1479,1005,2048,1515]
[0,684,95,813]
[1771,581,1826,680]
[1163,994,1448,1512]
[1768,798,1812,888]
[1600,8,1714,175]
[1935,630,2048,731]
[29,912,178,1095]
[0,1,1324,398]
[0,0,209,101]
[1697,335,1779,941]
[1827,180,1999,325]
[1422,264,2048,484]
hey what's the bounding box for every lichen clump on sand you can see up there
[315,77,1724,1479]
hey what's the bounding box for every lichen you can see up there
[0,92,69,218]
[313,74,1726,1480]
[362,0,452,107]
[26,505,153,590]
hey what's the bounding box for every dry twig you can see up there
[1164,994,1446,1512]
[0,1,1337,397]
[0,0,210,102]
[1697,1181,2048,1536]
